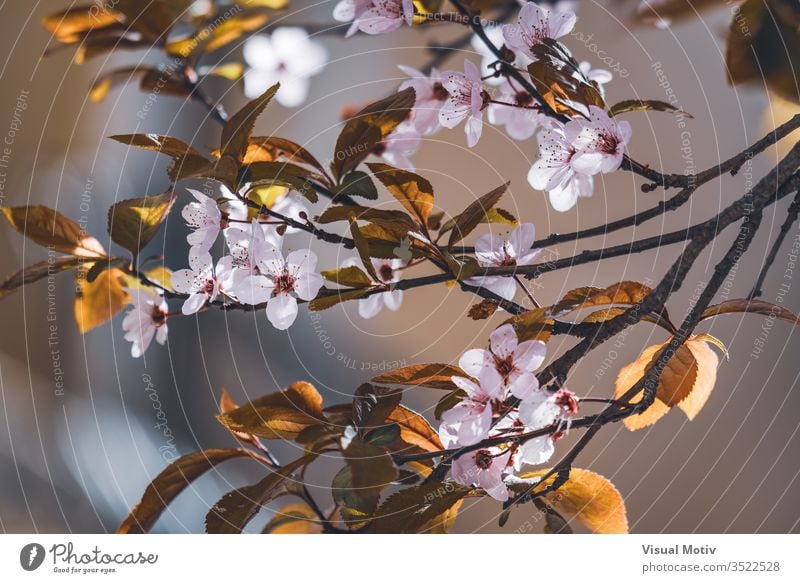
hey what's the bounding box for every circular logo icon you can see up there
[19,543,46,571]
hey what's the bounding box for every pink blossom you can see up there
[122,287,168,358]
[451,447,512,501]
[398,65,448,134]
[335,0,414,37]
[459,323,547,401]
[343,256,405,319]
[182,189,222,252]
[375,121,421,170]
[239,244,323,330]
[438,376,496,448]
[171,249,224,315]
[439,60,489,148]
[566,105,632,175]
[528,121,594,212]
[487,79,545,140]
[243,28,328,107]
[515,389,579,469]
[502,2,577,61]
[464,223,541,301]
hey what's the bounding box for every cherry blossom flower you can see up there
[335,0,414,37]
[238,244,323,330]
[515,389,579,469]
[172,249,223,315]
[502,1,577,61]
[566,105,632,175]
[398,65,449,134]
[218,219,274,301]
[439,60,489,148]
[451,447,512,501]
[243,28,328,107]
[374,122,421,170]
[487,79,545,140]
[464,223,541,301]
[343,256,405,319]
[438,376,497,448]
[122,287,168,358]
[459,323,547,401]
[182,189,223,253]
[528,121,594,212]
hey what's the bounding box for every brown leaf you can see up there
[331,88,415,181]
[701,298,800,326]
[320,265,374,288]
[550,281,653,316]
[3,206,106,258]
[74,266,129,333]
[615,336,720,430]
[220,83,280,165]
[248,136,327,175]
[726,0,800,103]
[118,448,259,533]
[468,299,500,320]
[352,383,403,431]
[609,99,693,118]
[505,307,554,342]
[205,454,316,533]
[367,163,435,229]
[0,256,87,299]
[42,5,121,43]
[527,40,605,114]
[517,468,628,534]
[308,287,373,311]
[446,182,509,246]
[109,134,212,182]
[372,363,467,390]
[244,161,319,202]
[262,502,323,534]
[385,404,444,452]
[216,381,325,440]
[368,481,471,533]
[107,192,176,256]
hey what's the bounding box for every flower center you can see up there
[432,82,449,101]
[379,264,394,282]
[273,269,296,296]
[515,91,533,107]
[494,355,514,379]
[555,390,579,416]
[151,305,167,326]
[203,279,216,295]
[596,131,619,155]
[475,449,493,470]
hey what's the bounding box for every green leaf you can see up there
[205,454,317,534]
[320,265,374,288]
[609,99,693,118]
[107,192,176,256]
[331,88,416,182]
[446,182,509,246]
[367,163,434,229]
[118,448,261,534]
[3,206,106,258]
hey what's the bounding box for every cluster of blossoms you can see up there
[440,324,578,501]
[120,187,323,356]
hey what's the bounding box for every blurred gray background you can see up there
[0,0,798,533]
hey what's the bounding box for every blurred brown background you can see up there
[0,0,798,533]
